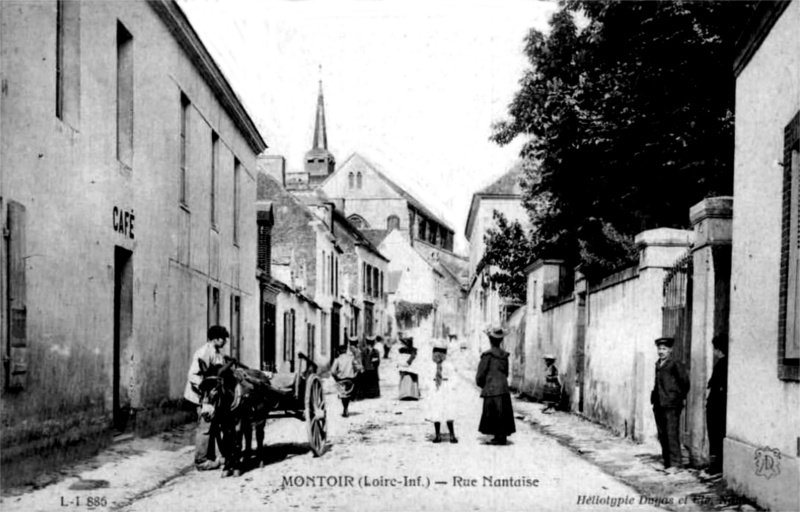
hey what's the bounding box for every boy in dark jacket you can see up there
[651,337,690,471]
[476,327,516,445]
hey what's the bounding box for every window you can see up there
[284,309,296,371]
[116,22,133,167]
[233,158,240,245]
[330,253,334,295]
[418,219,427,240]
[779,112,800,381]
[335,256,339,296]
[348,172,354,189]
[387,215,400,231]
[207,285,220,329]
[230,295,240,360]
[356,172,363,189]
[56,0,79,125]
[210,131,219,228]
[179,93,190,205]
[307,322,316,360]
[56,0,64,118]
[321,312,328,356]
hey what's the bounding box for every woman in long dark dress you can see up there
[361,336,381,399]
[475,327,516,445]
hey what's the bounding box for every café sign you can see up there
[113,206,135,239]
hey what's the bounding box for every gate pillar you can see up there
[688,196,733,468]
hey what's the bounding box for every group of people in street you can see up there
[183,321,728,476]
[329,335,383,417]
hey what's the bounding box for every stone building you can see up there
[464,163,528,352]
[0,0,266,487]
[256,172,342,370]
[320,152,456,252]
[727,1,799,509]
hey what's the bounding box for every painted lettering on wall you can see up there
[113,206,135,239]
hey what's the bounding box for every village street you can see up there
[3,338,753,512]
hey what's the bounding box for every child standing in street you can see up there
[425,339,457,443]
[542,355,561,413]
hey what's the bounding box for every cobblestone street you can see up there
[1,342,758,512]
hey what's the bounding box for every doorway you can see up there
[113,246,133,433]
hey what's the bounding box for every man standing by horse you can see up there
[184,325,229,471]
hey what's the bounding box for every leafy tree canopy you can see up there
[488,0,756,285]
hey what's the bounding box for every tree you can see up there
[489,0,756,282]
[482,211,536,304]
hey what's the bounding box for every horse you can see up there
[197,358,274,477]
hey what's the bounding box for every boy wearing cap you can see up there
[651,337,690,472]
[184,325,229,470]
[476,327,516,445]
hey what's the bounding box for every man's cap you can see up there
[208,325,229,340]
[543,354,556,361]
[348,334,360,343]
[654,337,675,347]
[365,334,376,343]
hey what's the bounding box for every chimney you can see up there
[258,154,286,187]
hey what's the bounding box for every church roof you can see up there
[336,153,454,233]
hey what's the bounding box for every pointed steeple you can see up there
[304,66,336,185]
[312,78,328,150]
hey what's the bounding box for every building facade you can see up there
[0,0,266,487]
[464,164,528,352]
[321,153,456,252]
[728,1,800,509]
[256,172,342,371]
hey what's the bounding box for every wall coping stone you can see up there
[689,196,733,227]
[524,259,565,275]
[634,228,694,248]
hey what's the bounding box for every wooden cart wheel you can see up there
[304,374,327,456]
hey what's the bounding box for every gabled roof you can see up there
[333,153,454,233]
[360,229,390,248]
[465,162,526,241]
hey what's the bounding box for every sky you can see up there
[178,0,558,254]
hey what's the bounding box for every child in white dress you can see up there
[425,339,457,443]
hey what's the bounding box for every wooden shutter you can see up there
[7,201,28,390]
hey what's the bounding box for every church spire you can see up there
[303,65,336,185]
[312,67,328,150]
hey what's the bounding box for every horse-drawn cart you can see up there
[257,352,327,456]
[199,351,328,476]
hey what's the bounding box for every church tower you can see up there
[304,79,336,185]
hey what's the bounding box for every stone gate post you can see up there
[688,197,733,468]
